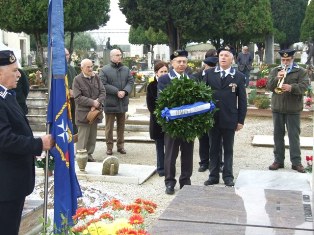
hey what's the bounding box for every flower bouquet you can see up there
[305,97,313,108]
[305,156,313,173]
[256,78,268,88]
[259,64,269,78]
[71,198,157,234]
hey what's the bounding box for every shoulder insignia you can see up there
[0,90,8,99]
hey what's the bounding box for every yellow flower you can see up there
[112,218,133,231]
[84,221,113,235]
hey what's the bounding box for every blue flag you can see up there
[47,0,82,231]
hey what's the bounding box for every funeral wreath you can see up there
[155,76,217,142]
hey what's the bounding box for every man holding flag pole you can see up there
[46,0,82,232]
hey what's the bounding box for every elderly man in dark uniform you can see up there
[267,49,308,173]
[158,50,194,195]
[203,46,247,187]
[0,50,54,234]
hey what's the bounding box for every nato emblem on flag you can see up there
[47,0,81,231]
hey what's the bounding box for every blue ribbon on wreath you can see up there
[161,101,215,121]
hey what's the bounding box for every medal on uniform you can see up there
[229,83,237,92]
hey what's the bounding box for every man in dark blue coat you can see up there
[157,50,194,195]
[0,50,54,234]
[203,46,247,187]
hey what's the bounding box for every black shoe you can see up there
[204,178,219,186]
[165,186,175,195]
[158,171,165,177]
[224,179,235,187]
[88,155,96,162]
[198,165,208,172]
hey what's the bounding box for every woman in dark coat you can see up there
[146,61,168,176]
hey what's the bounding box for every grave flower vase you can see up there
[76,149,88,171]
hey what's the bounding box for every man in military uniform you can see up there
[0,50,54,234]
[203,46,247,187]
[267,49,308,173]
[158,50,194,195]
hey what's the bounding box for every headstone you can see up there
[147,52,152,70]
[265,34,274,64]
[102,156,119,175]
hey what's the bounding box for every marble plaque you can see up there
[152,186,314,233]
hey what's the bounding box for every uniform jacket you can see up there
[72,72,106,125]
[146,77,164,140]
[204,67,247,129]
[192,70,205,83]
[157,69,191,92]
[99,62,134,113]
[0,89,42,201]
[266,63,308,114]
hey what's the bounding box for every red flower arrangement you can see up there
[305,156,313,173]
[305,97,312,108]
[256,78,268,88]
[72,198,157,234]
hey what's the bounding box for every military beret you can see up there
[0,50,17,66]
[217,45,235,56]
[203,56,218,67]
[278,48,296,58]
[170,50,188,60]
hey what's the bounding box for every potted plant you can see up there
[254,95,270,109]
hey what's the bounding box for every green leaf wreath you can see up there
[154,76,217,142]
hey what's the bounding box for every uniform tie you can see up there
[221,70,226,80]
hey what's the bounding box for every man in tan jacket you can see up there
[73,59,106,161]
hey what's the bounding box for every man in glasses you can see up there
[99,49,134,156]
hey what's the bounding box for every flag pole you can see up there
[43,37,53,231]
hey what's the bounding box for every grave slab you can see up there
[150,186,314,234]
[235,169,311,191]
[252,135,313,149]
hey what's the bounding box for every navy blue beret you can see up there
[278,49,296,58]
[170,50,188,60]
[0,50,17,66]
[217,46,235,56]
[203,57,218,67]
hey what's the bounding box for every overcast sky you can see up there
[104,0,130,30]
